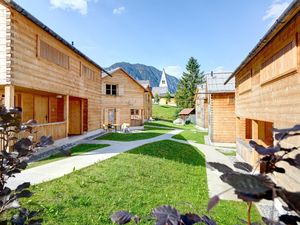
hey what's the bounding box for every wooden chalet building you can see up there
[195,72,235,144]
[101,68,153,127]
[225,0,300,190]
[0,0,109,141]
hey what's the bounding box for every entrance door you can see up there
[69,98,81,135]
[108,109,116,124]
[34,95,49,124]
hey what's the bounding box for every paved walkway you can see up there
[7,129,238,202]
[7,129,182,189]
[170,139,238,200]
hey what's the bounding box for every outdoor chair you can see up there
[121,123,130,133]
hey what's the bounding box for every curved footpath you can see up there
[7,129,235,198]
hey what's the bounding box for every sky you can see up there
[14,0,293,78]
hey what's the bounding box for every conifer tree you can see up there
[175,57,204,108]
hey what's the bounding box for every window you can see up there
[82,64,95,80]
[131,109,139,115]
[162,80,165,84]
[106,84,117,96]
[39,40,69,69]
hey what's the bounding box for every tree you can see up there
[165,92,171,105]
[175,57,204,108]
[154,93,160,104]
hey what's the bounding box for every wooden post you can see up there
[4,85,15,109]
[65,95,69,136]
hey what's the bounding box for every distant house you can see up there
[152,69,176,106]
[225,0,300,191]
[178,108,195,122]
[195,72,235,144]
[101,68,153,127]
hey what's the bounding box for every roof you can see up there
[103,67,153,97]
[152,87,174,97]
[225,0,300,84]
[137,80,150,88]
[179,108,195,115]
[2,0,110,76]
[206,72,234,93]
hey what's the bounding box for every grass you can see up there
[152,104,178,121]
[145,120,194,130]
[215,148,237,156]
[172,129,208,144]
[96,126,172,142]
[28,144,110,169]
[16,140,261,225]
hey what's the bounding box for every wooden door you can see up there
[34,95,49,124]
[108,109,116,124]
[69,98,82,135]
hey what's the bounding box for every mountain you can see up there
[106,62,179,93]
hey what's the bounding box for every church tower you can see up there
[159,69,168,88]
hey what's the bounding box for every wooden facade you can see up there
[101,68,152,127]
[195,73,236,144]
[226,1,300,191]
[0,1,105,141]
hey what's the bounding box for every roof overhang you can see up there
[1,0,111,76]
[224,0,300,84]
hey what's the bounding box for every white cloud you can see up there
[213,66,225,73]
[50,0,97,15]
[165,66,183,78]
[263,0,292,26]
[113,6,126,15]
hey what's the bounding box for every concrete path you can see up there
[7,128,239,202]
[170,138,238,201]
[7,129,182,190]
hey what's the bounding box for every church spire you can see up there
[159,69,168,88]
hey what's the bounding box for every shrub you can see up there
[0,106,53,225]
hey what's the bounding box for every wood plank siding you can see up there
[234,6,300,191]
[210,93,236,143]
[0,1,104,140]
[101,68,152,127]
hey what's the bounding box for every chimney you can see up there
[211,71,214,77]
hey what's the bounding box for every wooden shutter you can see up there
[118,84,124,96]
[102,83,106,95]
[104,108,108,124]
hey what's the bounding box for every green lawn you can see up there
[172,129,208,144]
[152,104,178,121]
[145,120,194,130]
[17,140,261,225]
[28,144,110,169]
[96,127,171,142]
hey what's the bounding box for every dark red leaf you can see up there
[207,195,220,212]
[152,205,181,225]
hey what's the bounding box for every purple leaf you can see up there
[207,195,220,212]
[152,205,181,225]
[111,211,134,225]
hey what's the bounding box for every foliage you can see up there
[175,57,204,109]
[154,93,160,104]
[208,125,300,225]
[165,92,172,105]
[19,140,260,224]
[152,105,178,121]
[0,106,53,225]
